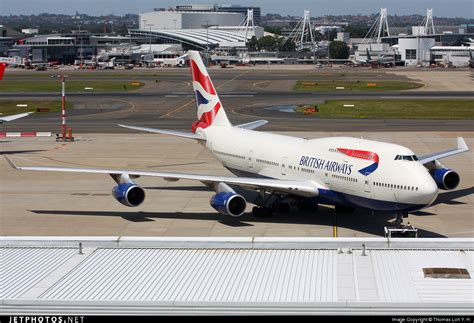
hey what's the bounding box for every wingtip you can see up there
[4,155,19,170]
[457,137,469,151]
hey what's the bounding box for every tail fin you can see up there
[366,48,371,61]
[187,51,231,133]
[0,63,5,81]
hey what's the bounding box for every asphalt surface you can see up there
[1,68,473,133]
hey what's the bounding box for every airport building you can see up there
[138,10,244,30]
[1,237,473,315]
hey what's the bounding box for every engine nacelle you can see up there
[210,192,247,217]
[112,183,146,207]
[431,168,460,190]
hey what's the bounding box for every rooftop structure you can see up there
[138,10,244,30]
[1,237,473,315]
[130,28,254,50]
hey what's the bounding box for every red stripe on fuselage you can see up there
[190,60,216,95]
[337,148,380,163]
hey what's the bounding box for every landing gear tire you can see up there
[335,205,356,214]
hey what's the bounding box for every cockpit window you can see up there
[394,155,419,161]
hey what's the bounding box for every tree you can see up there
[256,35,281,51]
[329,41,349,59]
[279,39,296,52]
[264,26,282,35]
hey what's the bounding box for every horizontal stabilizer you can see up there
[118,124,205,141]
[235,120,268,130]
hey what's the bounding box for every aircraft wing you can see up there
[0,112,33,122]
[5,156,321,197]
[418,137,470,165]
[118,124,205,141]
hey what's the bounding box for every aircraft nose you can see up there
[419,179,438,207]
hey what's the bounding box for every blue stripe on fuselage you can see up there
[224,166,426,212]
[359,162,378,176]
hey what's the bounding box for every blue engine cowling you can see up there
[431,168,460,190]
[112,183,146,207]
[210,192,247,217]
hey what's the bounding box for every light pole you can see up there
[147,23,153,65]
[78,25,83,68]
[129,28,132,65]
[204,20,210,66]
[327,28,330,66]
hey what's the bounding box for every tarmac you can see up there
[1,132,472,238]
[0,67,473,238]
[1,67,473,133]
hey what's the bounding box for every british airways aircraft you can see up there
[0,62,33,123]
[5,51,470,225]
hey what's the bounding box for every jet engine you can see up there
[431,168,460,190]
[210,191,247,217]
[112,182,146,207]
[210,183,247,217]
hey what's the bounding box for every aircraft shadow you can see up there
[29,206,446,237]
[0,150,46,155]
[432,186,474,206]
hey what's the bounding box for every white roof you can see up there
[136,29,248,48]
[1,237,473,315]
[431,46,474,51]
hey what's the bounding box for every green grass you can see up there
[0,81,144,92]
[0,100,73,115]
[294,80,424,92]
[294,100,474,119]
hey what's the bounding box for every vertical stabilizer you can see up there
[187,51,231,132]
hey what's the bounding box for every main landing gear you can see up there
[251,190,320,217]
[252,190,276,217]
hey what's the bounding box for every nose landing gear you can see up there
[395,211,409,228]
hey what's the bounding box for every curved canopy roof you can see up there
[131,29,248,49]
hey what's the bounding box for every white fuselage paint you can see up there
[199,126,439,212]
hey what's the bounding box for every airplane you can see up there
[4,50,470,225]
[363,49,396,67]
[0,63,34,123]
